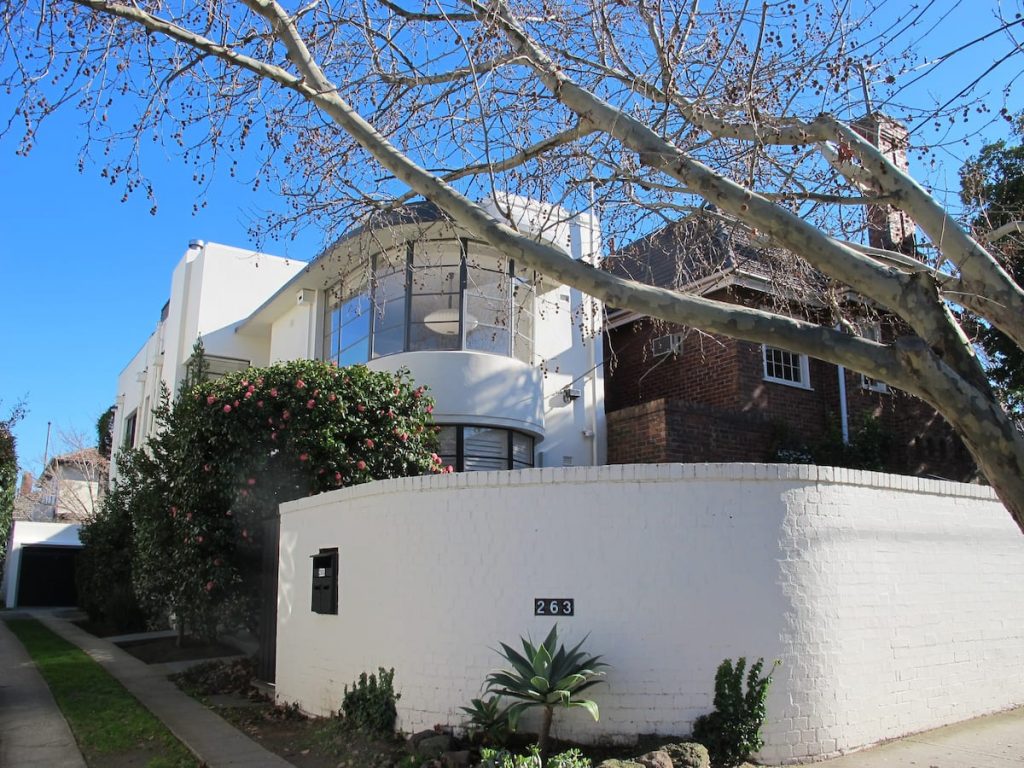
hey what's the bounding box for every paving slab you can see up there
[0,616,87,768]
[33,612,294,768]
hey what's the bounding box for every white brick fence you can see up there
[275,464,1024,762]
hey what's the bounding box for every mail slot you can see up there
[310,548,339,615]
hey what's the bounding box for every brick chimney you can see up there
[19,471,33,496]
[852,113,916,255]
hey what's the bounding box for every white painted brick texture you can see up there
[276,465,1024,763]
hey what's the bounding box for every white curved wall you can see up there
[367,350,545,436]
[276,465,1024,763]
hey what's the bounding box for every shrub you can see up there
[480,746,590,768]
[120,349,440,640]
[460,695,512,746]
[692,657,780,768]
[484,625,606,758]
[340,667,400,736]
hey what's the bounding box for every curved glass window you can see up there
[437,425,535,472]
[323,238,534,365]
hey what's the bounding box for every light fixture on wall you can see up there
[424,271,478,334]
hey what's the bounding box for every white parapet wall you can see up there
[275,464,1024,763]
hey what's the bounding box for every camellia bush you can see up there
[92,356,441,639]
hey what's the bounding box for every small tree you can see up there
[0,399,26,585]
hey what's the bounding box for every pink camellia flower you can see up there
[307,399,315,409]
[271,431,278,441]
[334,471,342,482]
[256,377,265,387]
[241,379,249,388]
[257,400,264,408]
[400,433,409,442]
[247,384,255,393]
[196,535,204,544]
[244,391,252,399]
[394,387,400,396]
[425,404,434,414]
[207,395,216,405]
[240,489,248,497]
[234,400,240,407]
[299,453,309,462]
[247,477,256,486]
[203,463,212,472]
[205,581,215,592]
[270,387,279,397]
[296,379,306,389]
[242,529,249,539]
[223,404,232,413]
[356,403,366,413]
[356,460,367,471]
[282,410,291,420]
[365,438,375,449]
[431,453,441,464]
[445,465,454,473]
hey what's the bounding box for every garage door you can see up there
[16,546,80,607]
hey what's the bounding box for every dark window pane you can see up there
[464,427,509,461]
[512,432,534,467]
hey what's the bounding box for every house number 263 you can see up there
[535,598,574,616]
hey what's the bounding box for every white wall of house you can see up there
[2,521,81,607]
[275,464,1024,763]
[111,241,306,465]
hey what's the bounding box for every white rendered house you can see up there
[112,197,606,473]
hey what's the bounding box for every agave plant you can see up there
[460,695,513,746]
[484,625,607,758]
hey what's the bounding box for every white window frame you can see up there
[856,322,889,393]
[762,344,811,389]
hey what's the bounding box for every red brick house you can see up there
[602,183,977,481]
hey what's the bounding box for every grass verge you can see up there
[7,618,199,768]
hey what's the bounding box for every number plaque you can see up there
[534,598,574,616]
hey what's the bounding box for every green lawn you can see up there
[6,618,199,768]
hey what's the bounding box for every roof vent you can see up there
[188,239,206,250]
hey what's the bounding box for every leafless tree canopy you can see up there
[4,0,1024,530]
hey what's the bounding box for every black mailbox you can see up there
[311,548,339,615]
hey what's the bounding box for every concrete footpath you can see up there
[804,706,1024,767]
[0,614,86,768]
[1,610,293,767]
[2,610,1022,767]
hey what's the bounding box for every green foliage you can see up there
[485,625,606,757]
[112,353,439,639]
[480,744,542,768]
[547,748,591,767]
[76,450,147,630]
[96,405,116,459]
[0,400,26,584]
[340,667,400,736]
[479,746,591,768]
[961,128,1024,420]
[461,695,512,746]
[770,415,891,471]
[692,657,780,768]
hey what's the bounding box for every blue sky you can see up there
[1,1,1021,477]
